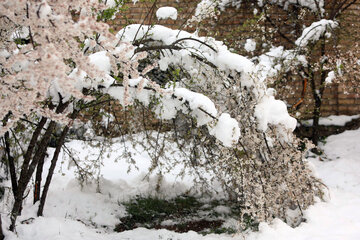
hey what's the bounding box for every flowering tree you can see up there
[0,0,322,234]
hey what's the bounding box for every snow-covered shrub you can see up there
[111,24,323,225]
[190,0,358,146]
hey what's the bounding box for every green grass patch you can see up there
[114,195,258,234]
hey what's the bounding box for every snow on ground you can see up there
[301,114,360,127]
[246,129,360,239]
[3,128,360,239]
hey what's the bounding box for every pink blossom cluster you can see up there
[0,0,157,135]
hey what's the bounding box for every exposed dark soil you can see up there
[115,218,224,233]
[295,117,360,139]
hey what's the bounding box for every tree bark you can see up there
[33,150,47,204]
[4,132,18,196]
[0,214,4,240]
[37,125,69,216]
[20,117,48,177]
[9,101,70,231]
[10,120,56,231]
[8,116,47,232]
[311,37,327,146]
[312,100,321,146]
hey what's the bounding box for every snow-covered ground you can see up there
[301,114,360,127]
[2,128,360,239]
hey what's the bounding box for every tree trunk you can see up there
[33,151,47,204]
[4,132,18,196]
[0,214,4,240]
[9,120,56,231]
[38,125,69,216]
[311,37,326,146]
[312,100,321,146]
[19,117,48,177]
[9,101,70,231]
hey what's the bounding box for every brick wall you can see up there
[108,0,360,118]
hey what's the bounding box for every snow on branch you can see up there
[295,19,339,47]
[156,7,178,20]
[0,0,296,146]
[115,24,297,142]
[105,82,240,147]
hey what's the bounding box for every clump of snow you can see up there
[154,94,182,120]
[295,19,338,47]
[10,26,29,40]
[285,207,303,227]
[0,49,10,58]
[244,39,256,52]
[106,86,151,106]
[325,71,335,84]
[107,83,242,147]
[156,7,178,20]
[255,94,297,132]
[88,51,114,88]
[173,88,217,116]
[209,113,240,147]
[105,0,116,8]
[89,51,111,74]
[69,68,88,89]
[213,205,231,215]
[174,88,218,125]
[38,0,52,18]
[161,219,177,226]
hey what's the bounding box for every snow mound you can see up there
[209,113,240,147]
[255,94,297,132]
[156,7,178,20]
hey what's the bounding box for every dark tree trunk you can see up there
[311,37,327,146]
[4,132,18,196]
[9,101,70,231]
[8,116,48,232]
[0,214,4,240]
[33,150,47,204]
[312,100,321,146]
[10,120,56,231]
[38,125,70,216]
[20,117,48,176]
